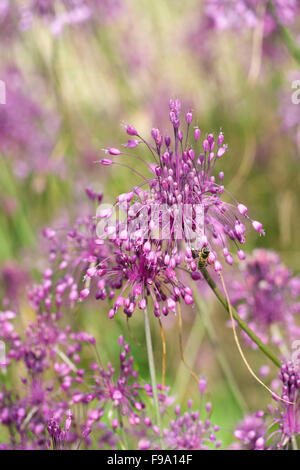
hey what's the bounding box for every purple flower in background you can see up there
[231,411,266,450]
[31,213,108,311]
[0,0,20,42]
[20,0,124,34]
[0,262,29,309]
[163,400,221,450]
[203,1,299,35]
[187,1,300,64]
[138,384,221,450]
[230,249,300,349]
[0,310,18,348]
[0,309,96,449]
[0,67,62,180]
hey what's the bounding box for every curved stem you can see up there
[144,307,163,447]
[199,266,281,368]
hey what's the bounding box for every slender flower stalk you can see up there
[199,265,281,368]
[144,307,163,448]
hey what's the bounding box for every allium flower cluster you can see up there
[101,98,264,273]
[44,98,262,320]
[38,99,265,322]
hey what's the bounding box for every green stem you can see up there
[193,290,248,413]
[199,266,281,368]
[144,307,163,447]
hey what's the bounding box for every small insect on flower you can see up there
[191,246,210,270]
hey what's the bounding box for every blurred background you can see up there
[1,0,300,447]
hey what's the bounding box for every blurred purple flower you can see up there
[231,249,300,349]
[0,67,62,180]
[231,411,266,450]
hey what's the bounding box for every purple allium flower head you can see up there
[101,99,264,272]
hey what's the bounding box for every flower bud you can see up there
[126,125,138,136]
[194,128,201,140]
[186,110,193,124]
[108,148,121,155]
